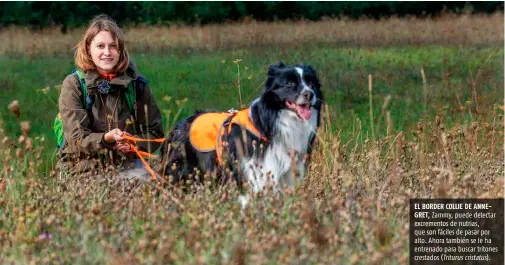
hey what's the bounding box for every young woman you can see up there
[58,14,164,178]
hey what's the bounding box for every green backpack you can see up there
[53,69,141,149]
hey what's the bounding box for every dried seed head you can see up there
[17,137,26,149]
[350,254,360,264]
[374,223,390,246]
[437,181,449,198]
[436,115,442,126]
[25,137,33,150]
[8,100,20,117]
[20,121,30,136]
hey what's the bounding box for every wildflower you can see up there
[40,86,50,95]
[221,59,226,64]
[248,75,252,80]
[244,66,249,71]
[163,95,172,102]
[176,98,188,106]
[233,59,242,64]
[162,110,171,116]
[38,232,53,241]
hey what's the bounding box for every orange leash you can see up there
[121,133,166,182]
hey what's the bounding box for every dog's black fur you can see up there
[161,62,323,191]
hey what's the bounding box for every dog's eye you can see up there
[287,81,296,87]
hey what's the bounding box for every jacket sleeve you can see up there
[59,74,106,155]
[134,82,165,152]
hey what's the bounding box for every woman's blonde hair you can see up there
[75,14,130,73]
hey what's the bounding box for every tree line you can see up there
[0,1,502,31]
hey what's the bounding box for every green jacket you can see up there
[57,62,164,173]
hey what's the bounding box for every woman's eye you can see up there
[97,44,105,49]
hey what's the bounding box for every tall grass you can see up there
[0,99,502,264]
[0,14,503,264]
[0,13,502,55]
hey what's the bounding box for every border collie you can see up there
[161,62,323,192]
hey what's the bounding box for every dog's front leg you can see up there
[241,144,292,192]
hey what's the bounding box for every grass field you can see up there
[0,14,504,264]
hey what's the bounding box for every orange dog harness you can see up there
[189,108,267,165]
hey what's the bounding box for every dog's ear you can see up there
[267,61,285,76]
[297,64,316,75]
[261,90,283,109]
[265,61,285,91]
[306,65,316,74]
[305,65,321,88]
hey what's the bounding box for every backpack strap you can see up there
[125,75,148,119]
[136,75,149,85]
[72,69,93,112]
[123,82,136,118]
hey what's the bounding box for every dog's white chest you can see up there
[242,110,313,192]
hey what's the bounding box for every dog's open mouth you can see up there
[286,101,311,120]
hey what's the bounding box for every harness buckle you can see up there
[227,108,238,114]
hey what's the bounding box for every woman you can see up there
[58,14,164,178]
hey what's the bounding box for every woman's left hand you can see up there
[114,142,131,153]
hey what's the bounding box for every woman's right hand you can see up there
[103,128,125,143]
[104,128,133,153]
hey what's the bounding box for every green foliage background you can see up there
[0,1,502,30]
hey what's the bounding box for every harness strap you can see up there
[215,112,239,166]
[215,110,268,166]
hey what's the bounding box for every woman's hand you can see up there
[103,128,124,143]
[114,142,131,153]
[104,128,133,153]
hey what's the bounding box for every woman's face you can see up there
[88,30,120,74]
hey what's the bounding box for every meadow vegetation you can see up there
[0,14,503,264]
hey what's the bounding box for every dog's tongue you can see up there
[286,101,312,120]
[297,106,311,120]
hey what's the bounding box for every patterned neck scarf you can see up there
[97,72,117,94]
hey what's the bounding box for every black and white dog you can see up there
[161,62,323,192]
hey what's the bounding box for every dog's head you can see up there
[261,62,322,121]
